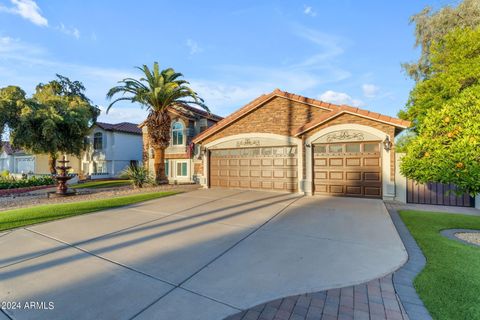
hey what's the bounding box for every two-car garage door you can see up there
[209,146,298,192]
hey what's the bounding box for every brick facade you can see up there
[202,96,331,145]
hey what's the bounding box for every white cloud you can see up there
[303,5,317,17]
[58,23,80,39]
[186,39,203,55]
[0,0,48,26]
[362,83,379,98]
[318,90,364,107]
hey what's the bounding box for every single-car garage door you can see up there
[313,142,382,198]
[209,146,298,191]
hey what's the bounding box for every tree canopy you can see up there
[402,0,480,82]
[400,27,480,194]
[1,75,99,172]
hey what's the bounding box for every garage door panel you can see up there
[365,187,381,196]
[315,159,327,166]
[346,158,361,166]
[364,172,381,181]
[346,186,362,195]
[329,172,343,180]
[329,158,343,166]
[313,142,381,198]
[210,146,298,192]
[346,172,361,181]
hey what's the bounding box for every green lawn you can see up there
[0,191,180,231]
[72,179,132,189]
[400,210,480,320]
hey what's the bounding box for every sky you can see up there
[0,0,457,124]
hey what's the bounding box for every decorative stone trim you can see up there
[384,202,432,320]
[440,229,480,247]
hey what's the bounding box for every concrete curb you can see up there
[384,203,432,320]
[440,229,480,247]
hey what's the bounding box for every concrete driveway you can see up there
[0,189,407,320]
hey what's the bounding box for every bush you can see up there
[120,165,152,188]
[0,175,55,190]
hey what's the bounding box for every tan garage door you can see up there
[313,142,382,198]
[209,146,298,191]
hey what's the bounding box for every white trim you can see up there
[171,119,186,146]
[305,124,394,199]
[204,133,304,194]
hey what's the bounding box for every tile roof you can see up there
[193,89,411,143]
[172,104,223,121]
[1,141,24,155]
[96,122,142,135]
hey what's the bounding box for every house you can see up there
[0,141,81,175]
[141,104,223,183]
[192,89,412,200]
[81,122,143,178]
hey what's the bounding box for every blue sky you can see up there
[0,0,453,123]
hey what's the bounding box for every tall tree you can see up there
[106,62,208,184]
[0,86,27,138]
[400,27,480,194]
[402,0,480,83]
[7,75,100,173]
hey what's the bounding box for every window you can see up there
[172,121,184,145]
[165,160,169,176]
[329,144,343,153]
[314,145,326,154]
[346,143,360,153]
[176,162,187,177]
[93,132,103,150]
[364,143,379,152]
[199,119,208,132]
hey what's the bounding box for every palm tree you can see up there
[106,62,208,184]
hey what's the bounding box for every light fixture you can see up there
[383,136,392,151]
[305,143,311,148]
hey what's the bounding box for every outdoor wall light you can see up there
[305,143,311,148]
[383,136,392,151]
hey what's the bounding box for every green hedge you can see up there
[0,176,55,190]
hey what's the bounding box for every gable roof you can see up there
[193,89,410,143]
[96,122,142,135]
[1,141,24,155]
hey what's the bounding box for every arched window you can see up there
[93,132,103,150]
[172,121,184,145]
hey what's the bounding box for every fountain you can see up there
[48,155,77,197]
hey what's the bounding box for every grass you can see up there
[72,179,132,189]
[399,210,480,320]
[0,191,180,231]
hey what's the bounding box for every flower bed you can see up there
[0,176,56,190]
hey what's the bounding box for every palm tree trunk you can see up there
[48,154,57,174]
[153,147,168,184]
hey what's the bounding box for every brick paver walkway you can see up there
[225,274,408,320]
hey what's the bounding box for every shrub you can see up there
[121,165,152,188]
[0,175,55,190]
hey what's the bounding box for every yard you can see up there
[400,210,480,320]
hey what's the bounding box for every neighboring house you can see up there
[193,89,413,201]
[81,122,143,178]
[0,141,81,174]
[141,104,223,183]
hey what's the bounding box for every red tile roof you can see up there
[96,122,142,135]
[193,89,410,143]
[1,141,24,155]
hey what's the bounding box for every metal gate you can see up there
[407,179,474,207]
